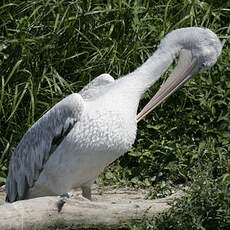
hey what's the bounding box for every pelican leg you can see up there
[57,198,65,213]
[81,186,91,200]
[57,193,70,213]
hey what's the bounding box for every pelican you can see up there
[6,27,222,203]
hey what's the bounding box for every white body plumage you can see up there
[28,89,138,198]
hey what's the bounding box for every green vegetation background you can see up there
[0,0,230,229]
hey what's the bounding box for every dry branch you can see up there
[0,187,183,230]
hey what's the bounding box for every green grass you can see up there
[0,0,230,229]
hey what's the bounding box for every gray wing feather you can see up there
[79,74,114,99]
[6,93,84,202]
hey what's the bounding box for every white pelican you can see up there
[6,27,222,202]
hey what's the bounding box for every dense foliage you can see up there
[0,0,229,229]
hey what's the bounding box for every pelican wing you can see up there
[6,93,84,202]
[79,74,114,99]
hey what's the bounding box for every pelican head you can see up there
[137,27,222,122]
